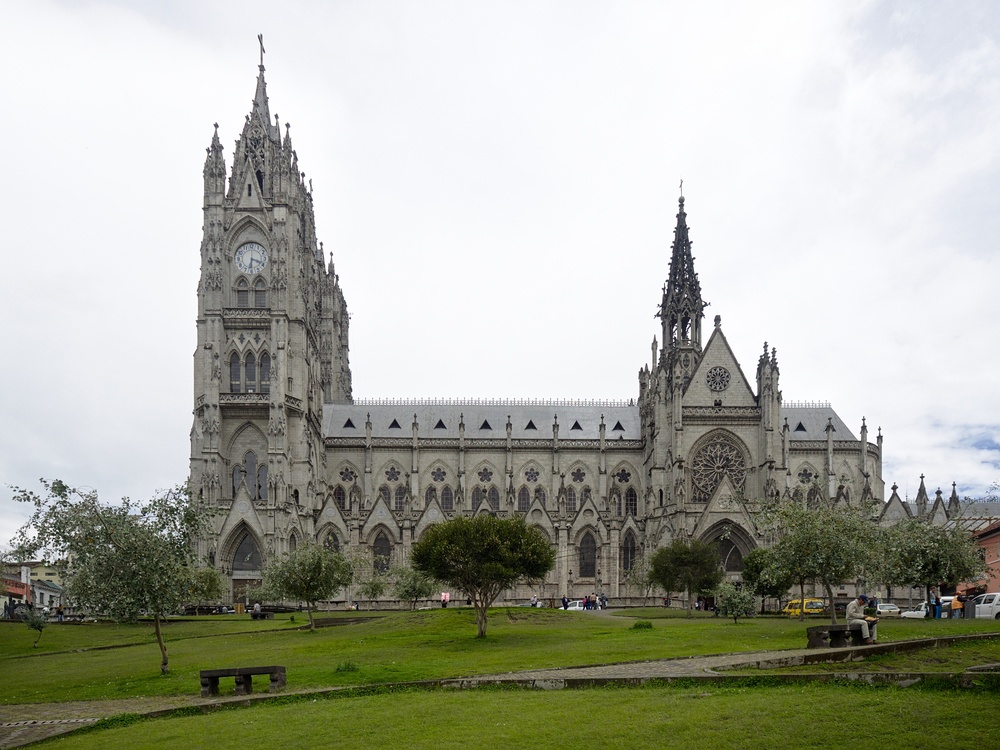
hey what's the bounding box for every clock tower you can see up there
[189,55,352,588]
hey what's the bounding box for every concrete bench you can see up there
[199,666,286,697]
[806,623,866,648]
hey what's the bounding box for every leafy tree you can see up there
[260,542,353,629]
[740,547,795,613]
[715,581,755,624]
[356,569,389,610]
[648,539,724,616]
[19,606,47,647]
[410,515,555,637]
[763,497,882,623]
[882,518,986,611]
[391,565,437,610]
[188,566,224,612]
[620,552,656,602]
[10,480,212,673]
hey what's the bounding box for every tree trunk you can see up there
[798,579,806,622]
[306,603,316,630]
[475,598,489,637]
[153,614,169,674]
[825,582,837,624]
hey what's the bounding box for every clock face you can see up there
[234,242,268,274]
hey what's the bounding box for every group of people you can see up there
[927,587,969,618]
[559,593,607,610]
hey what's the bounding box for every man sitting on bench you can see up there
[846,594,878,644]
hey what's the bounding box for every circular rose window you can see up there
[706,366,731,391]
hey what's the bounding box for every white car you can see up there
[901,602,932,618]
[875,603,901,618]
[565,599,586,611]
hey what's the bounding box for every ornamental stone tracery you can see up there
[690,433,747,502]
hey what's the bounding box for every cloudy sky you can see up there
[2,0,999,544]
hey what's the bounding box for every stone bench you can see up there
[250,611,274,620]
[806,623,866,648]
[200,666,286,697]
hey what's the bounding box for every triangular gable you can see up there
[686,326,757,406]
[691,474,758,539]
[878,487,912,527]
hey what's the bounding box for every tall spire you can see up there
[659,191,706,362]
[250,35,272,135]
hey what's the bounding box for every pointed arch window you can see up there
[373,531,392,574]
[472,487,484,511]
[230,352,242,393]
[288,533,297,553]
[233,533,262,571]
[581,487,592,506]
[610,489,622,516]
[488,486,500,511]
[622,531,637,572]
[441,485,454,512]
[566,486,577,514]
[232,464,245,497]
[254,277,268,308]
[425,486,437,506]
[579,533,597,578]
[236,277,250,308]
[517,487,530,512]
[333,486,346,511]
[534,486,546,508]
[245,353,257,393]
[394,485,406,512]
[625,487,638,517]
[378,485,391,505]
[257,464,268,501]
[323,531,340,552]
[260,353,271,394]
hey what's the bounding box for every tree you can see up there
[715,581,755,624]
[355,570,389,610]
[620,552,656,603]
[188,566,224,612]
[739,547,795,614]
[648,539,724,616]
[882,518,986,612]
[260,542,353,629]
[391,565,437,610]
[410,515,555,637]
[763,497,882,623]
[19,606,47,647]
[9,480,213,674]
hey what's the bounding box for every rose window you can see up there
[691,435,746,502]
[706,366,731,392]
[385,467,400,482]
[477,468,493,482]
[571,469,586,483]
[339,468,357,483]
[431,468,447,482]
[525,468,539,483]
[614,469,631,483]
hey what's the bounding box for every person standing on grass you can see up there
[846,594,877,644]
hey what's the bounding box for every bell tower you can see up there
[189,47,351,573]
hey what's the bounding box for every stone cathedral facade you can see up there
[190,61,886,603]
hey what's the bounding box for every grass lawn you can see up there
[3,607,999,748]
[36,683,1000,749]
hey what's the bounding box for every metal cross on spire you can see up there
[258,34,265,67]
[679,178,684,198]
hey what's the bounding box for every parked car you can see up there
[875,603,901,618]
[565,599,586,611]
[974,592,1000,620]
[781,598,826,617]
[901,598,960,619]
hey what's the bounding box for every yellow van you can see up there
[782,598,826,617]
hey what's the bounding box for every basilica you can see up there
[190,59,888,603]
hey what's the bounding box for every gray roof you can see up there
[324,400,640,440]
[780,406,858,441]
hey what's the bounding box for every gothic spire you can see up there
[659,192,706,358]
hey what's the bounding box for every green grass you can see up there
[2,607,997,704]
[37,682,1000,749]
